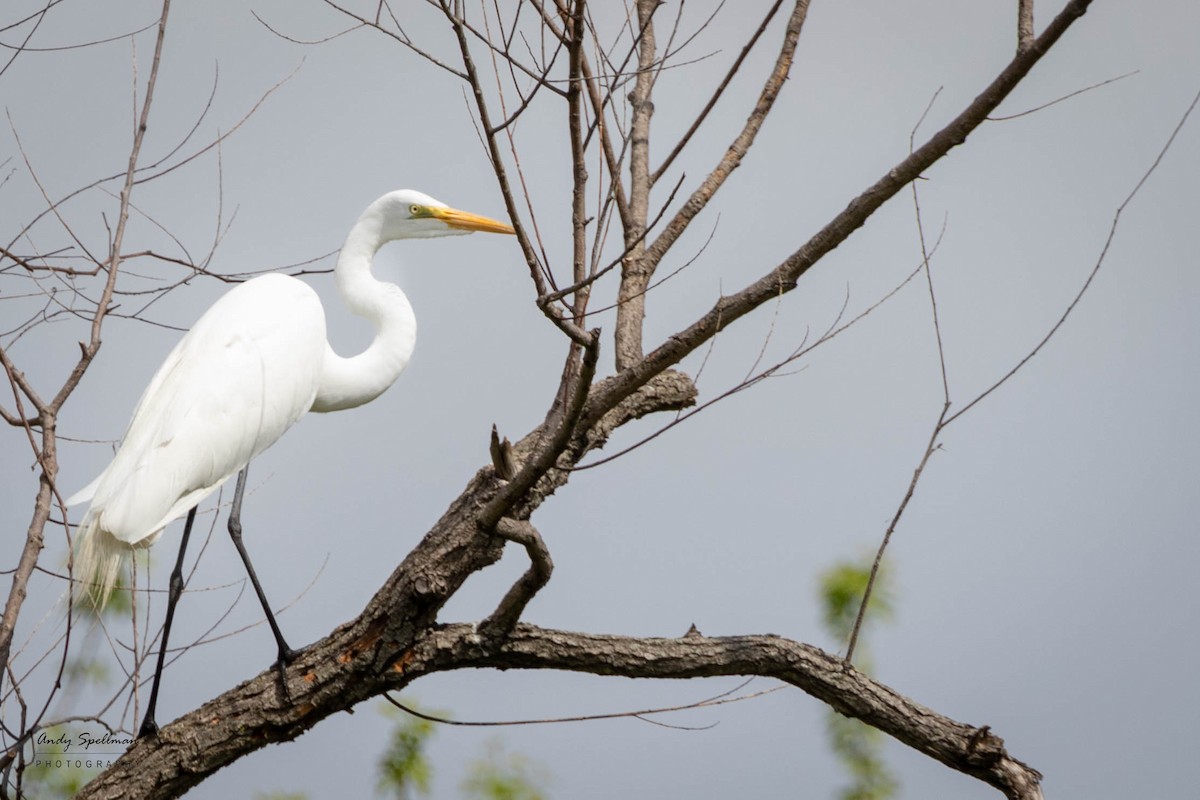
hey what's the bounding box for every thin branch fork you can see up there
[631,0,809,302]
[447,1,568,94]
[842,149,948,662]
[582,0,1095,433]
[536,170,686,309]
[441,3,591,347]
[846,79,1200,662]
[650,0,788,186]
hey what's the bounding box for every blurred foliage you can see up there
[63,654,111,687]
[375,702,551,800]
[64,556,140,689]
[21,725,101,799]
[819,560,893,638]
[462,739,550,800]
[376,703,437,799]
[818,557,898,800]
[826,714,899,800]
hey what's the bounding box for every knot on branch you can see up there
[412,571,449,599]
[964,724,1008,767]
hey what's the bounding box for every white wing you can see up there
[75,273,327,546]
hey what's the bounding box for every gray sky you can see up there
[2,1,1198,798]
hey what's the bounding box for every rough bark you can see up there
[417,625,1045,800]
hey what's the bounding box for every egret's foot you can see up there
[137,717,160,740]
[274,646,299,702]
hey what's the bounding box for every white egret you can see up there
[68,189,515,737]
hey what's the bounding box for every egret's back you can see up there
[71,274,327,605]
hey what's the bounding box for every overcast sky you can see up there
[2,1,1198,798]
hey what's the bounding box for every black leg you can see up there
[138,506,197,739]
[226,466,297,696]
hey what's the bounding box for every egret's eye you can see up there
[410,204,422,216]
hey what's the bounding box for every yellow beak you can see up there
[430,206,516,235]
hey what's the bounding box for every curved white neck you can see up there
[310,211,417,413]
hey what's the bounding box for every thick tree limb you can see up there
[74,371,697,800]
[74,611,1044,800]
[415,624,1044,800]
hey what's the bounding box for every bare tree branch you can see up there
[947,82,1200,426]
[477,519,553,640]
[633,0,809,297]
[0,0,174,687]
[417,624,1047,800]
[1018,0,1035,52]
[847,75,1200,664]
[650,0,787,186]
[613,0,663,368]
[72,615,1044,800]
[582,0,1094,432]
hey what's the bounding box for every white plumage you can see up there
[69,189,514,605]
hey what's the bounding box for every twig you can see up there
[442,3,590,346]
[849,83,1200,663]
[581,0,1096,433]
[989,70,1137,121]
[948,84,1200,426]
[385,677,781,729]
[650,0,786,185]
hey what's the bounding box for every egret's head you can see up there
[374,189,515,241]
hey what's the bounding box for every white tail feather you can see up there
[73,513,130,609]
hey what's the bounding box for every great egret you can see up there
[68,189,515,737]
